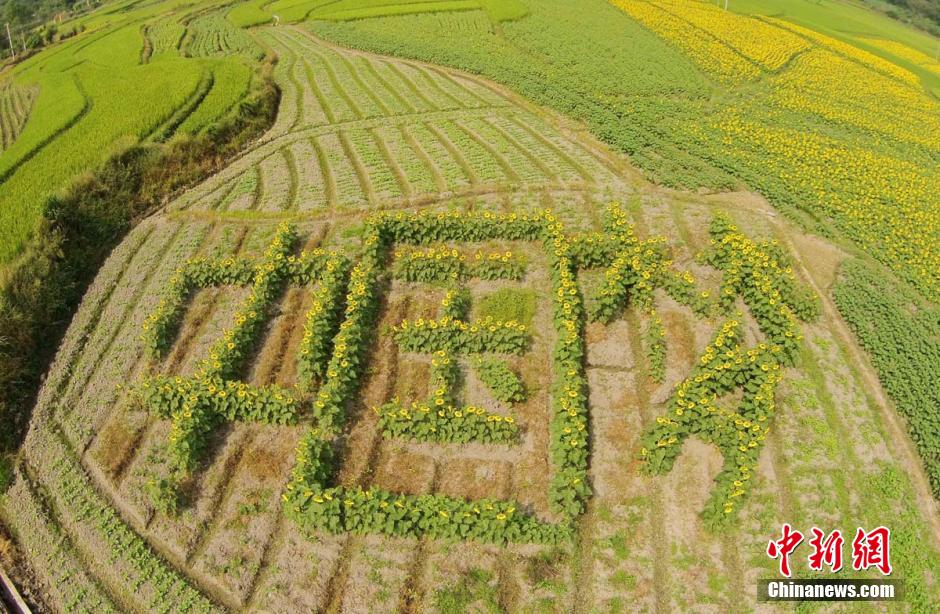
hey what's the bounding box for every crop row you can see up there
[768,18,921,86]
[147,18,185,57]
[653,0,810,71]
[2,472,118,612]
[206,112,568,212]
[623,3,940,300]
[309,2,939,302]
[32,427,216,611]
[308,0,720,192]
[856,37,940,74]
[177,25,603,213]
[184,14,263,60]
[284,209,591,543]
[0,83,38,150]
[833,259,940,497]
[377,349,519,444]
[138,223,350,512]
[176,61,253,136]
[0,4,267,264]
[297,256,350,389]
[284,428,566,544]
[640,217,818,527]
[393,245,527,282]
[612,0,761,83]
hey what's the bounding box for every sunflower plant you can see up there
[377,350,519,444]
[639,216,818,528]
[473,356,527,404]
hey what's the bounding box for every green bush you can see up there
[0,453,13,492]
[644,312,666,383]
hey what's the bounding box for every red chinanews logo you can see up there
[767,525,892,577]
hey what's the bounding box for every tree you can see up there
[3,0,33,26]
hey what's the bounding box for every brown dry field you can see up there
[0,25,937,614]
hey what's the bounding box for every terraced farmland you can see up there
[3,22,938,613]
[0,84,38,151]
[0,0,263,265]
[313,0,940,301]
[183,14,264,60]
[171,28,614,215]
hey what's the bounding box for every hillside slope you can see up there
[2,24,938,612]
[0,0,262,265]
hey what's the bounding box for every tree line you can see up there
[0,0,103,58]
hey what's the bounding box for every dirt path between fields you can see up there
[678,186,940,543]
[762,213,940,545]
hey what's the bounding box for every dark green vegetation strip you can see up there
[306,0,940,506]
[308,0,939,302]
[0,57,280,466]
[309,0,730,190]
[862,466,940,612]
[832,259,940,496]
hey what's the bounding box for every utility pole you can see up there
[5,23,15,60]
